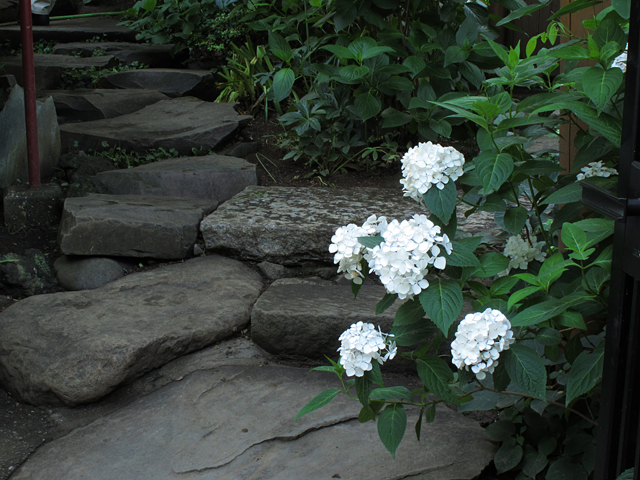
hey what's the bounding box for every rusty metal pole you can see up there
[19,0,41,188]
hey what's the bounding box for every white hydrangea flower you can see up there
[367,214,453,299]
[611,44,628,72]
[338,322,397,377]
[329,215,387,284]
[502,235,546,274]
[400,142,465,202]
[451,308,515,380]
[576,161,618,181]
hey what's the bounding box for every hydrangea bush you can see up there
[296,2,628,477]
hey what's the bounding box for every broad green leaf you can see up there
[456,17,479,47]
[391,319,438,346]
[468,280,490,298]
[355,374,373,406]
[511,294,587,327]
[339,65,370,81]
[370,361,384,387]
[357,235,384,249]
[490,276,519,296]
[295,388,341,420]
[535,327,563,346]
[476,252,509,277]
[459,61,484,89]
[583,66,624,115]
[612,0,630,18]
[322,44,357,61]
[557,310,587,330]
[268,32,293,64]
[591,244,613,271]
[425,403,436,423]
[381,76,415,91]
[272,68,295,102]
[548,0,601,19]
[566,343,605,404]
[484,420,515,441]
[444,241,481,268]
[423,181,457,223]
[355,91,382,121]
[592,19,627,50]
[358,405,376,423]
[333,3,358,31]
[503,206,529,235]
[503,344,547,400]
[369,386,413,400]
[141,0,156,12]
[583,266,610,294]
[475,152,514,193]
[562,223,588,253]
[616,468,635,480]
[419,278,463,335]
[572,218,615,247]
[417,356,459,404]
[497,3,546,26]
[382,109,413,128]
[404,56,427,77]
[494,438,523,473]
[546,458,589,480]
[348,37,394,61]
[376,293,398,314]
[444,45,469,66]
[377,404,407,458]
[522,451,548,478]
[507,285,542,309]
[431,101,489,130]
[542,182,583,205]
[394,298,425,326]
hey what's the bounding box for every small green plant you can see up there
[59,61,148,89]
[91,142,180,169]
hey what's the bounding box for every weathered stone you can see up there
[257,261,288,280]
[252,280,400,358]
[0,54,117,91]
[40,89,169,123]
[224,141,259,158]
[0,18,137,45]
[52,42,178,68]
[96,155,257,202]
[3,184,64,229]
[59,152,116,198]
[0,85,61,189]
[54,256,132,291]
[201,186,426,265]
[9,364,495,479]
[97,68,217,100]
[59,98,251,155]
[58,194,218,259]
[0,249,59,298]
[0,255,264,406]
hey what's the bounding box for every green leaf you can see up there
[404,56,427,77]
[382,109,413,128]
[535,327,563,346]
[268,32,293,64]
[475,152,514,194]
[557,310,587,330]
[503,206,529,235]
[562,223,588,253]
[322,44,357,62]
[377,404,407,458]
[444,45,469,66]
[357,235,384,249]
[494,438,523,474]
[523,450,548,478]
[566,343,605,404]
[417,356,459,404]
[477,252,509,277]
[546,457,589,480]
[592,19,627,50]
[612,0,630,18]
[356,374,373,406]
[503,344,547,400]
[394,298,425,326]
[272,68,295,103]
[549,0,600,19]
[369,386,413,400]
[490,276,519,296]
[497,3,546,26]
[572,218,615,247]
[141,0,156,12]
[542,182,583,205]
[355,91,381,121]
[444,241,481,268]
[390,319,438,346]
[295,388,341,420]
[591,244,613,272]
[419,278,463,335]
[339,65,370,81]
[370,361,384,387]
[507,285,543,309]
[616,468,635,480]
[382,76,415,91]
[484,420,515,441]
[459,61,484,88]
[358,405,376,423]
[511,294,586,327]
[376,293,398,314]
[422,181,457,223]
[582,66,624,115]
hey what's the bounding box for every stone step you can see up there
[59,97,251,155]
[0,256,264,406]
[8,356,494,479]
[0,54,117,90]
[0,17,137,45]
[52,42,180,68]
[39,88,169,124]
[97,68,217,100]
[58,194,218,259]
[96,155,257,203]
[251,279,399,358]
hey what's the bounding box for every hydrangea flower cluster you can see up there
[451,308,515,380]
[367,215,452,299]
[576,161,618,181]
[503,235,546,274]
[611,44,628,72]
[400,142,465,202]
[329,215,387,284]
[338,322,397,377]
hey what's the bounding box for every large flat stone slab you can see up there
[0,256,264,406]
[96,155,257,202]
[0,18,137,45]
[58,194,217,258]
[59,97,251,155]
[0,54,116,90]
[252,280,400,357]
[40,88,169,123]
[52,42,178,68]
[200,186,426,265]
[97,68,217,100]
[9,364,495,479]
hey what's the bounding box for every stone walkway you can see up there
[0,18,500,480]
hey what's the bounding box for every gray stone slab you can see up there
[97,68,217,100]
[53,255,132,291]
[59,97,252,155]
[0,255,264,406]
[52,42,178,68]
[252,280,400,358]
[9,364,495,479]
[200,186,427,265]
[0,85,60,189]
[40,88,169,123]
[0,18,137,45]
[0,54,117,91]
[96,155,257,202]
[2,183,64,229]
[58,194,218,259]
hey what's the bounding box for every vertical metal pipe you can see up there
[19,0,41,188]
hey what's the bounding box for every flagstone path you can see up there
[0,17,507,480]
